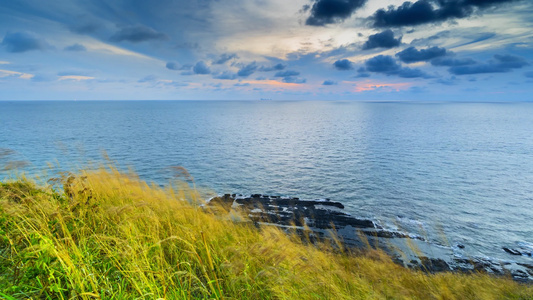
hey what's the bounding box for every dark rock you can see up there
[503,247,522,256]
[392,257,405,266]
[207,194,235,211]
[206,193,533,282]
[512,270,530,282]
[453,258,503,274]
[419,257,451,273]
[234,196,345,209]
[231,195,376,233]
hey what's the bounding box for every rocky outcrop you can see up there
[206,193,533,282]
[209,194,389,233]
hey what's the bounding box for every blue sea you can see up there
[1,100,532,264]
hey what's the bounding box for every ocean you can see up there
[1,100,532,265]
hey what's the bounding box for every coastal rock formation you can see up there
[207,194,533,282]
[209,194,389,234]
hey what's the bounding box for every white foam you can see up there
[396,216,426,227]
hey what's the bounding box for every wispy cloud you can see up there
[0,69,34,79]
[58,75,95,81]
[0,0,532,100]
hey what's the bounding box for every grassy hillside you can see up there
[0,167,531,299]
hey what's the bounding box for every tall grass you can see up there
[0,166,531,299]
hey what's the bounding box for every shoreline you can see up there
[208,193,533,282]
[1,169,532,299]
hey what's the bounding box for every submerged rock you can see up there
[502,247,532,257]
[503,247,522,256]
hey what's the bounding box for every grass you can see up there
[0,166,531,299]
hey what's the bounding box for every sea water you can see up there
[1,100,532,263]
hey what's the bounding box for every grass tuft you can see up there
[0,167,531,299]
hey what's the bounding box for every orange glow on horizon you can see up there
[343,80,412,92]
[242,80,302,88]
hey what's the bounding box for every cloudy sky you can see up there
[1,0,532,100]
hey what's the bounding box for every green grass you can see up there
[0,166,531,299]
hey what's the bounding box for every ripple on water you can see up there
[1,100,533,262]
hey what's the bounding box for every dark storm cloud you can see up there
[237,62,258,77]
[396,67,431,78]
[213,53,238,64]
[1,32,50,53]
[363,55,430,78]
[365,55,401,72]
[110,25,167,43]
[193,61,211,75]
[370,0,520,28]
[323,80,338,85]
[274,70,300,77]
[493,54,529,68]
[333,59,354,70]
[430,57,476,66]
[396,46,448,63]
[214,71,238,80]
[450,64,505,74]
[282,76,306,83]
[449,54,528,75]
[166,62,192,71]
[258,63,286,72]
[305,0,368,26]
[64,43,86,51]
[362,30,402,50]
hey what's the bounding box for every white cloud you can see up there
[83,38,160,62]
[58,75,95,81]
[0,69,34,79]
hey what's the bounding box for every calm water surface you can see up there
[1,100,532,263]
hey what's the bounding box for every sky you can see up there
[1,0,533,101]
